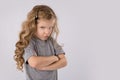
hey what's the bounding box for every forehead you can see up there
[37,19,55,27]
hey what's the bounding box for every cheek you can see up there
[36,29,41,35]
[37,30,42,35]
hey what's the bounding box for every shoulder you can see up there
[30,37,37,44]
[25,37,36,48]
[49,37,57,43]
[49,37,62,48]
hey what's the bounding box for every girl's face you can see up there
[35,19,55,40]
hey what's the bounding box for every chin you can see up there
[41,38,48,41]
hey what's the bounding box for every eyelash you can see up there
[40,27,45,29]
[40,27,54,29]
[49,27,54,29]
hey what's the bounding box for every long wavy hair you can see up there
[14,5,59,71]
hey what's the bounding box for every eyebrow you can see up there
[39,26,54,28]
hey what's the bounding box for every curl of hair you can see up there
[14,19,36,70]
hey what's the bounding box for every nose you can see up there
[45,28,50,35]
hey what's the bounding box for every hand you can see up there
[54,56,59,61]
[56,55,60,60]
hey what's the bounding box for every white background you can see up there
[0,0,120,80]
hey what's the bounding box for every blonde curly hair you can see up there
[14,5,59,71]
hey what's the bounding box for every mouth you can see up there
[44,36,49,39]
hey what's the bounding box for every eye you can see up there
[49,26,54,30]
[40,26,45,29]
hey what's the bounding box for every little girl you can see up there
[14,5,67,80]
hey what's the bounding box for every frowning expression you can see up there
[35,19,55,40]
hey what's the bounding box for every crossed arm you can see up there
[28,53,67,70]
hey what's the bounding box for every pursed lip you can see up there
[44,36,49,39]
